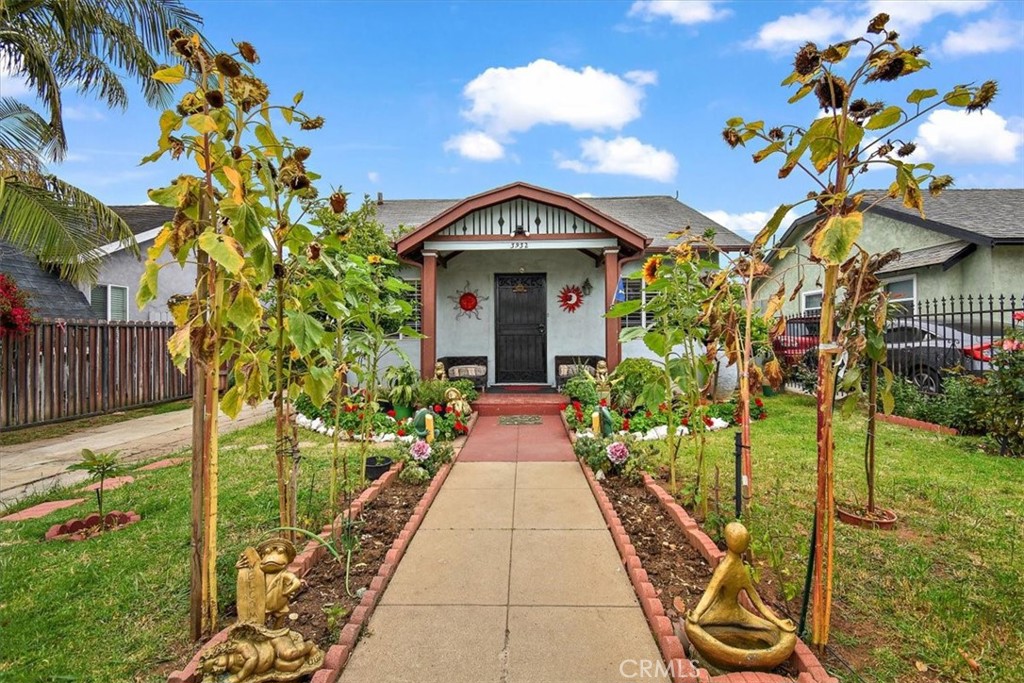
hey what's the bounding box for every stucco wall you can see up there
[80,238,197,322]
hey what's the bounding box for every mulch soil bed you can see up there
[288,481,425,649]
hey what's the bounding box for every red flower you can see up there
[659,402,669,413]
[433,404,443,414]
[645,410,653,418]
[455,421,466,433]
[759,413,767,420]
[387,409,396,418]
[572,400,581,409]
[560,403,568,411]
[681,417,689,426]
[397,428,406,436]
[358,413,364,420]
[755,398,764,408]
[702,416,713,427]
[599,398,607,407]
[622,419,631,431]
[1014,311,1024,322]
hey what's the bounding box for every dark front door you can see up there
[495,274,547,383]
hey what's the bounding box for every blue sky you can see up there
[6,0,1023,238]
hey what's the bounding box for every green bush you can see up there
[978,330,1024,457]
[449,378,479,404]
[610,357,661,410]
[414,379,449,408]
[563,374,598,406]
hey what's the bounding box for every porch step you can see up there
[472,392,566,416]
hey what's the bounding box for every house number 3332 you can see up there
[510,241,529,249]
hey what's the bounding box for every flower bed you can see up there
[166,456,456,683]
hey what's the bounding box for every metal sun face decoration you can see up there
[558,284,585,313]
[449,281,488,320]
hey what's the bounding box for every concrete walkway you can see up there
[340,429,667,682]
[459,415,576,462]
[0,402,272,503]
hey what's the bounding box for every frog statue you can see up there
[199,538,322,682]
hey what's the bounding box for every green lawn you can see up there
[655,393,1024,683]
[0,419,375,683]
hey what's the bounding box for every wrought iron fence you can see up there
[776,294,1022,394]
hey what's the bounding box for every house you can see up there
[0,205,193,322]
[377,181,749,384]
[757,189,1024,317]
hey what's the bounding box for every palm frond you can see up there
[0,97,58,161]
[0,28,67,159]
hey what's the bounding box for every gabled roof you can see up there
[877,240,976,276]
[771,188,1024,259]
[0,241,96,320]
[91,205,175,257]
[378,182,748,257]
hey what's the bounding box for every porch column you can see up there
[421,250,438,379]
[603,247,621,369]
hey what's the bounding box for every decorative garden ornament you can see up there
[557,284,584,313]
[434,361,446,381]
[206,537,322,681]
[444,386,471,417]
[684,522,796,672]
[448,281,488,320]
[594,359,612,404]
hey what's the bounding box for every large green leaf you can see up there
[286,310,326,357]
[810,212,863,265]
[606,299,642,319]
[644,330,667,356]
[227,285,262,330]
[865,106,903,130]
[198,231,245,274]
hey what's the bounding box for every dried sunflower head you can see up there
[176,91,205,116]
[173,37,193,58]
[866,12,889,34]
[204,90,225,108]
[967,80,998,113]
[294,147,311,162]
[814,74,847,111]
[289,175,311,191]
[167,28,185,43]
[236,41,260,64]
[169,136,184,160]
[231,145,243,160]
[330,192,348,214]
[896,142,916,157]
[300,116,325,131]
[722,127,743,148]
[214,53,242,78]
[227,75,270,112]
[928,175,954,195]
[794,42,820,76]
[866,54,904,82]
[768,127,785,141]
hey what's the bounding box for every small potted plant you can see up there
[384,364,419,420]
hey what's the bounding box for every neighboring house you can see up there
[758,189,1024,317]
[377,181,749,385]
[0,205,193,322]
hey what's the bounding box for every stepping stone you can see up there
[80,475,135,492]
[137,457,186,471]
[221,444,241,452]
[247,444,269,451]
[297,441,316,449]
[1,498,85,522]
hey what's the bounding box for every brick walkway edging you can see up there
[562,412,837,683]
[876,412,957,435]
[166,455,457,683]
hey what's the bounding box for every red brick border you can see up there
[167,455,456,683]
[876,413,957,435]
[564,412,837,683]
[44,510,141,541]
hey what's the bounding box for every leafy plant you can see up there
[399,464,431,485]
[384,364,418,407]
[0,274,33,337]
[449,378,479,404]
[67,448,123,530]
[609,357,661,410]
[979,321,1024,457]
[721,13,997,649]
[414,379,449,408]
[562,374,599,407]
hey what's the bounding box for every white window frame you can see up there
[801,289,823,315]
[91,284,129,321]
[621,277,649,328]
[882,274,916,314]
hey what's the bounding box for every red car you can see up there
[773,317,820,366]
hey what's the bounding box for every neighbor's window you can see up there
[621,278,647,328]
[802,290,823,316]
[883,276,915,314]
[90,284,128,321]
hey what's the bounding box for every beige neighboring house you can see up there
[758,189,1024,315]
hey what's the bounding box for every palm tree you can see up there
[0,0,201,283]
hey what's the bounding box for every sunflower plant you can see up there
[720,13,997,650]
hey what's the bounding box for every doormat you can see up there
[499,415,543,425]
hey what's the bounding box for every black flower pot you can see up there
[365,455,393,481]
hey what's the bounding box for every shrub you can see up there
[563,374,598,407]
[0,274,33,337]
[978,322,1024,457]
[414,379,448,408]
[610,357,660,410]
[449,378,479,404]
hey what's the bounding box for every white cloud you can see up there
[460,59,655,135]
[558,136,678,182]
[573,192,595,198]
[941,18,1024,55]
[444,131,505,161]
[367,171,380,183]
[63,106,105,121]
[915,109,1023,164]
[703,207,801,239]
[748,1,992,51]
[628,0,731,25]
[0,61,30,97]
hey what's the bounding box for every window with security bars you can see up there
[405,279,422,334]
[90,284,128,321]
[622,278,646,328]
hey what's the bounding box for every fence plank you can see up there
[0,320,192,430]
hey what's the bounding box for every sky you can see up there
[3,0,1023,239]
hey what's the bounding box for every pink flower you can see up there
[606,441,630,466]
[410,440,432,462]
[1002,339,1022,352]
[1014,311,1024,323]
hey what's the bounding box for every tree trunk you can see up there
[188,254,209,642]
[866,360,878,514]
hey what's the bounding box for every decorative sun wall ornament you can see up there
[448,281,488,320]
[558,284,585,313]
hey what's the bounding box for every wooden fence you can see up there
[0,320,192,430]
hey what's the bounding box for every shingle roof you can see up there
[865,189,1023,244]
[876,240,975,275]
[373,194,749,251]
[110,205,174,237]
[0,241,96,320]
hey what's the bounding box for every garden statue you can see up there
[236,538,303,629]
[434,361,446,381]
[444,386,471,417]
[202,538,322,682]
[684,522,796,672]
[594,359,611,399]
[198,623,323,683]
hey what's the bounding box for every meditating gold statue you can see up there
[434,361,446,381]
[594,359,612,402]
[444,386,471,417]
[684,522,797,673]
[200,538,322,682]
